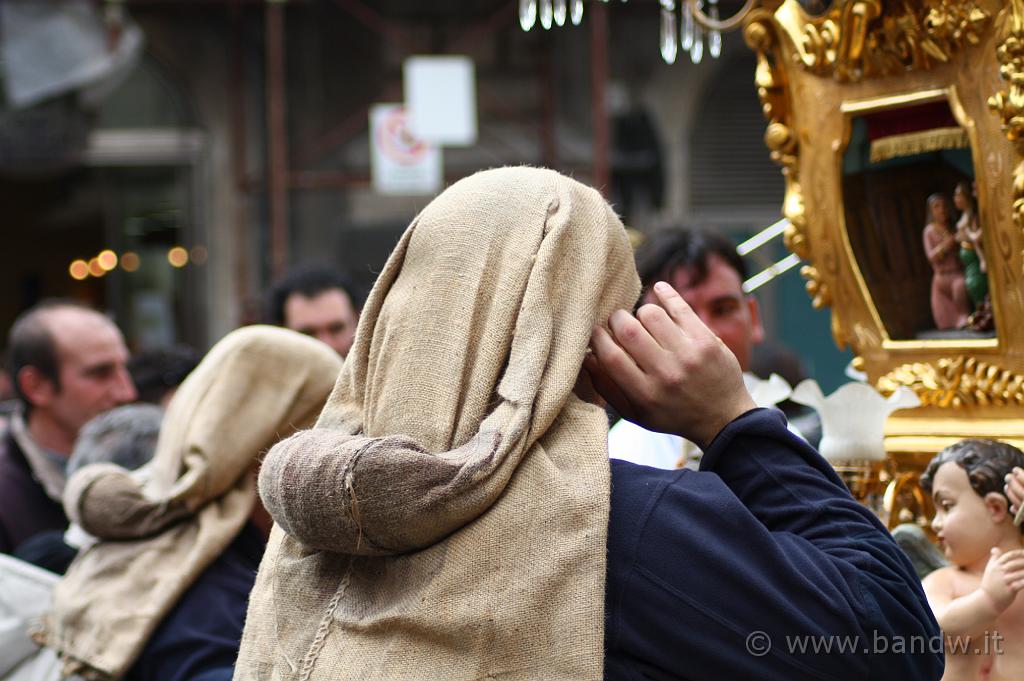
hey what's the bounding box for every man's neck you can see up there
[25,411,74,458]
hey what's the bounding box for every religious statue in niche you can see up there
[952,181,993,332]
[922,193,970,330]
[840,97,997,341]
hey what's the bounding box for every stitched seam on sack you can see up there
[341,438,386,553]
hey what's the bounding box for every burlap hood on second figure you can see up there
[41,326,342,681]
[236,167,641,680]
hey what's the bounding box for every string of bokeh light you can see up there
[68,246,208,280]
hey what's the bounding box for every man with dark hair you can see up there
[0,300,136,554]
[609,228,767,469]
[634,229,763,370]
[267,268,361,358]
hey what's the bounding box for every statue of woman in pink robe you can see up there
[922,192,970,330]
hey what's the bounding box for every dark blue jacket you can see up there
[0,428,67,555]
[604,408,943,681]
[124,523,265,681]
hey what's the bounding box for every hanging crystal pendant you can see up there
[570,0,584,25]
[709,0,721,58]
[540,0,553,29]
[690,0,704,63]
[660,2,677,64]
[680,0,694,51]
[519,0,537,31]
[553,0,567,26]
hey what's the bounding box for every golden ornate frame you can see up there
[742,0,1024,525]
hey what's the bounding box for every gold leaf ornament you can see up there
[793,0,990,82]
[877,356,1024,408]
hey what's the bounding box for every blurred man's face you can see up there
[41,308,137,445]
[284,288,358,357]
[644,255,764,371]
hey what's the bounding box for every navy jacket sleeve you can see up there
[604,408,943,681]
[124,524,264,681]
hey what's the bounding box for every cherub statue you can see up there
[921,439,1024,681]
[923,192,970,330]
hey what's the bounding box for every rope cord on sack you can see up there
[281,439,371,678]
[298,558,355,681]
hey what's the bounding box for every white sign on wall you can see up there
[403,56,477,146]
[369,103,442,196]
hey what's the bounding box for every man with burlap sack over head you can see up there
[236,167,942,680]
[39,325,342,680]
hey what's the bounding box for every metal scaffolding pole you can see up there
[265,0,289,280]
[589,1,610,196]
[230,2,252,307]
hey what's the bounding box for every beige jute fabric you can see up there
[235,167,640,680]
[40,325,342,680]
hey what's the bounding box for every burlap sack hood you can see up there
[41,326,342,680]
[236,167,640,680]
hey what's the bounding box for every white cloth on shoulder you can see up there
[608,373,801,470]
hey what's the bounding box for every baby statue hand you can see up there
[1005,467,1024,523]
[981,547,1024,615]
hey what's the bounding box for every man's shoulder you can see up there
[0,427,30,479]
[0,428,67,554]
[608,459,689,530]
[132,525,265,679]
[0,449,48,525]
[165,523,265,623]
[0,428,66,526]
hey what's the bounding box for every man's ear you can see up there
[747,296,765,345]
[985,491,1011,523]
[17,366,57,409]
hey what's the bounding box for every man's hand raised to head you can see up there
[585,281,756,450]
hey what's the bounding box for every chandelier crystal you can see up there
[519,0,726,67]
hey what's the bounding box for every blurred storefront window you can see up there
[1,55,207,351]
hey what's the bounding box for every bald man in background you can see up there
[0,301,136,554]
